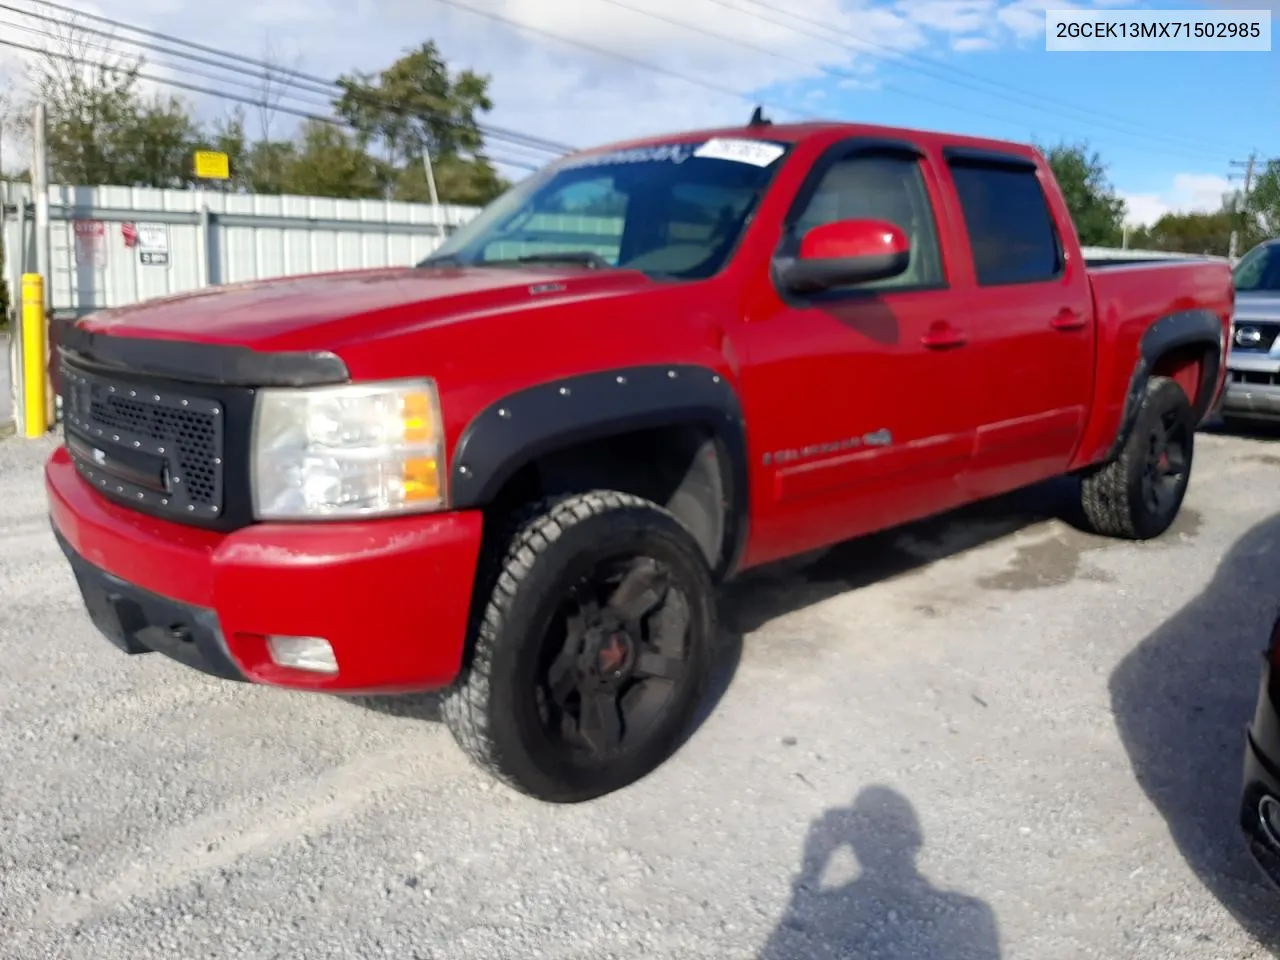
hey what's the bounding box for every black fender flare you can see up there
[449,363,751,577]
[1106,308,1224,461]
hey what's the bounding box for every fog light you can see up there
[266,635,338,674]
[1261,795,1280,849]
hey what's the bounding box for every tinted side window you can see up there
[949,162,1062,285]
[790,153,944,289]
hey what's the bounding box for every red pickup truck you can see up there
[46,116,1233,802]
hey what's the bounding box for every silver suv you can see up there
[1222,239,1280,427]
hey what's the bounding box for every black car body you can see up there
[1242,611,1280,884]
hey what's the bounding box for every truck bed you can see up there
[1082,247,1231,269]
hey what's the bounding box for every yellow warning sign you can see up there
[193,150,230,180]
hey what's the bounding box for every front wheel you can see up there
[1079,375,1195,540]
[441,491,718,803]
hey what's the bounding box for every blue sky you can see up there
[0,0,1275,227]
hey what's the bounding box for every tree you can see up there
[10,23,511,205]
[0,80,19,178]
[1041,141,1127,247]
[335,43,506,205]
[284,120,385,199]
[1243,161,1280,246]
[1127,210,1237,255]
[24,19,204,187]
[201,107,296,195]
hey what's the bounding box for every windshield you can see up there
[1233,242,1280,292]
[420,137,792,280]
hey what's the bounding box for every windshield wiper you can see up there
[418,253,464,268]
[511,251,612,269]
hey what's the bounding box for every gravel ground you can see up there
[4,426,1280,959]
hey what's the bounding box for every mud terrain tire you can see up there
[1079,375,1195,540]
[441,491,717,803]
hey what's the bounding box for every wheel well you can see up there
[482,423,737,575]
[1151,342,1216,419]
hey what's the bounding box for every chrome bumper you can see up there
[1223,354,1280,420]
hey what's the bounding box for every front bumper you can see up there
[1222,355,1280,421]
[1242,636,1280,888]
[47,445,486,694]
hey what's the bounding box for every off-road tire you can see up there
[441,490,717,803]
[1079,375,1195,540]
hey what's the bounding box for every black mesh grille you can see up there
[61,360,227,522]
[84,394,220,505]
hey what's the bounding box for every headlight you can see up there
[251,378,445,520]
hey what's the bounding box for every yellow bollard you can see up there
[21,273,47,438]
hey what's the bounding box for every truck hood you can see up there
[1236,291,1280,322]
[75,265,657,350]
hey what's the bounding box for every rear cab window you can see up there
[944,148,1065,286]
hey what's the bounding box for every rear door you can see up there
[739,138,984,566]
[940,148,1095,499]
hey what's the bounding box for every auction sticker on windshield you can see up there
[560,139,789,171]
[693,138,787,167]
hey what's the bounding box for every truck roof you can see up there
[565,118,1043,164]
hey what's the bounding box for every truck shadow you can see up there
[723,474,1087,637]
[1110,511,1280,948]
[350,477,1083,745]
[760,784,1001,959]
[1203,417,1280,444]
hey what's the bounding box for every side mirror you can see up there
[780,219,911,294]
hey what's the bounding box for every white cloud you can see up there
[1120,173,1234,227]
[952,36,997,51]
[895,0,998,34]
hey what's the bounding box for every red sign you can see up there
[73,219,106,268]
[121,222,138,247]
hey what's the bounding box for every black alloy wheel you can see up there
[536,555,691,761]
[1140,408,1190,519]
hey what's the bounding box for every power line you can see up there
[588,0,1227,165]
[427,0,1238,167]
[1227,154,1280,195]
[427,0,801,120]
[714,0,1255,159]
[0,35,546,173]
[6,0,577,156]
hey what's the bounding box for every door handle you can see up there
[921,320,967,349]
[1051,308,1087,331]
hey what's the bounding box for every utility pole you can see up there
[1228,152,1280,259]
[1228,152,1259,260]
[1231,152,1259,194]
[422,152,441,239]
[32,101,49,303]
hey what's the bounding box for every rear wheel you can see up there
[441,491,717,803]
[1080,375,1195,540]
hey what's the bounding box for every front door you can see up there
[738,140,983,568]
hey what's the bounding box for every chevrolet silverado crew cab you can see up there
[1220,238,1280,427]
[47,115,1234,802]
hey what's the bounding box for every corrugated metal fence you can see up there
[1,181,481,319]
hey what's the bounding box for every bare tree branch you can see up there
[255,32,302,144]
[0,79,18,176]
